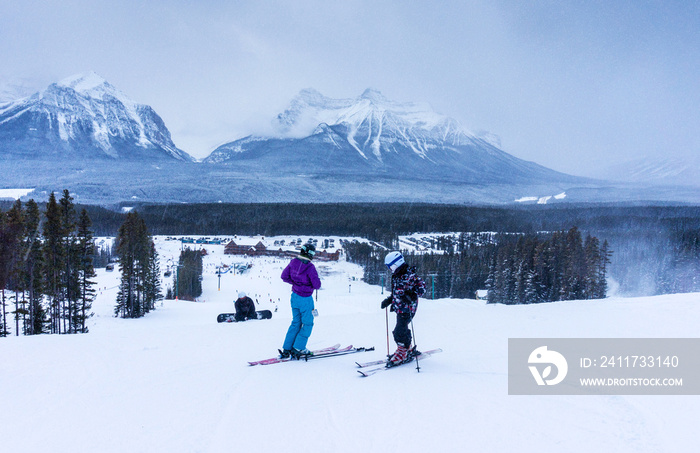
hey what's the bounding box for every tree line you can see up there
[484,227,611,304]
[114,202,700,239]
[343,233,496,300]
[0,191,96,336]
[343,227,611,304]
[125,202,700,296]
[0,194,163,337]
[3,200,698,298]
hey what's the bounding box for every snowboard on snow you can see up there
[217,310,272,323]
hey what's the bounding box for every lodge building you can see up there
[223,240,340,261]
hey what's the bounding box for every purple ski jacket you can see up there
[281,257,321,297]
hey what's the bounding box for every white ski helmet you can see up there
[238,291,246,299]
[384,251,405,273]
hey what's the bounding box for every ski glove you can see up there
[381,296,392,309]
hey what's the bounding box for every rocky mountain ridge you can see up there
[0,72,193,161]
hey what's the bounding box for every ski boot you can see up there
[291,348,313,360]
[387,343,410,367]
[278,349,291,359]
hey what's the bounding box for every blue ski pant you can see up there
[283,292,315,351]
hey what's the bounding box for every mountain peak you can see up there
[0,73,194,162]
[215,89,515,167]
[297,88,326,103]
[57,71,110,94]
[359,88,387,103]
[47,71,128,105]
[273,88,474,146]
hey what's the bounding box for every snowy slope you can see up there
[1,237,698,453]
[0,72,194,161]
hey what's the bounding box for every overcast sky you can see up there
[1,0,698,176]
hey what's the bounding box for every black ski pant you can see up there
[235,310,256,321]
[392,312,414,347]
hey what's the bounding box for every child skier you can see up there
[279,243,321,359]
[381,251,427,366]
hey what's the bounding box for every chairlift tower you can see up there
[427,273,438,299]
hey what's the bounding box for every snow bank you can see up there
[0,188,34,199]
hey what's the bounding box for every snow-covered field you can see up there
[1,236,699,453]
[0,188,34,199]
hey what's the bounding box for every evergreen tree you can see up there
[115,212,159,318]
[5,200,27,336]
[73,209,96,333]
[561,227,583,300]
[599,240,612,298]
[0,200,29,336]
[484,260,496,303]
[143,241,162,312]
[43,192,64,334]
[59,190,79,333]
[93,242,114,268]
[176,248,203,301]
[583,235,601,299]
[0,209,10,336]
[24,200,46,335]
[550,231,567,301]
[523,268,542,304]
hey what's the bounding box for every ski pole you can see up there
[410,312,420,372]
[385,307,391,357]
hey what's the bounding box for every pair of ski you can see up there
[355,348,443,377]
[249,344,443,377]
[248,344,374,366]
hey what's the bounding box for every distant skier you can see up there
[381,251,426,366]
[279,243,322,359]
[234,291,257,321]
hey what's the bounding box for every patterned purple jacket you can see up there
[281,257,321,297]
[390,264,427,315]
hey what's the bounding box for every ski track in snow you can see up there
[1,235,699,453]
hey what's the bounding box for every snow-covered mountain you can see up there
[273,88,490,146]
[0,77,38,103]
[205,88,578,185]
[597,156,700,187]
[0,72,194,161]
[3,81,698,205]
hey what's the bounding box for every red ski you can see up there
[248,344,340,366]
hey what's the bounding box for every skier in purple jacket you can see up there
[279,243,321,359]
